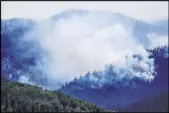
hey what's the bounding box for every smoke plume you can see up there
[18,10,168,89]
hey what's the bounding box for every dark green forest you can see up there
[1,78,111,112]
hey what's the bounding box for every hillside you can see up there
[120,92,168,112]
[59,46,168,110]
[1,80,111,112]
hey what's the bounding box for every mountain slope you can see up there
[1,80,110,112]
[1,9,168,112]
[1,18,49,86]
[59,46,168,110]
[120,92,168,112]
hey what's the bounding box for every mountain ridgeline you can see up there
[1,9,168,88]
[1,9,168,112]
[59,46,169,110]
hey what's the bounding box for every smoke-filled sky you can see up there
[1,1,168,22]
[19,10,168,89]
[1,1,168,89]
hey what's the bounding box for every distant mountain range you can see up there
[1,9,168,112]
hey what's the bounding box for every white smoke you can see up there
[21,10,167,89]
[147,33,168,49]
[18,75,55,90]
[18,76,35,85]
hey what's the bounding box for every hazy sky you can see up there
[1,1,168,22]
[1,1,168,89]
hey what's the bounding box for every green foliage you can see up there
[1,81,110,112]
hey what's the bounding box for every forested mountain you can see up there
[1,9,168,89]
[59,46,168,110]
[1,9,168,112]
[1,79,110,112]
[1,18,49,87]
